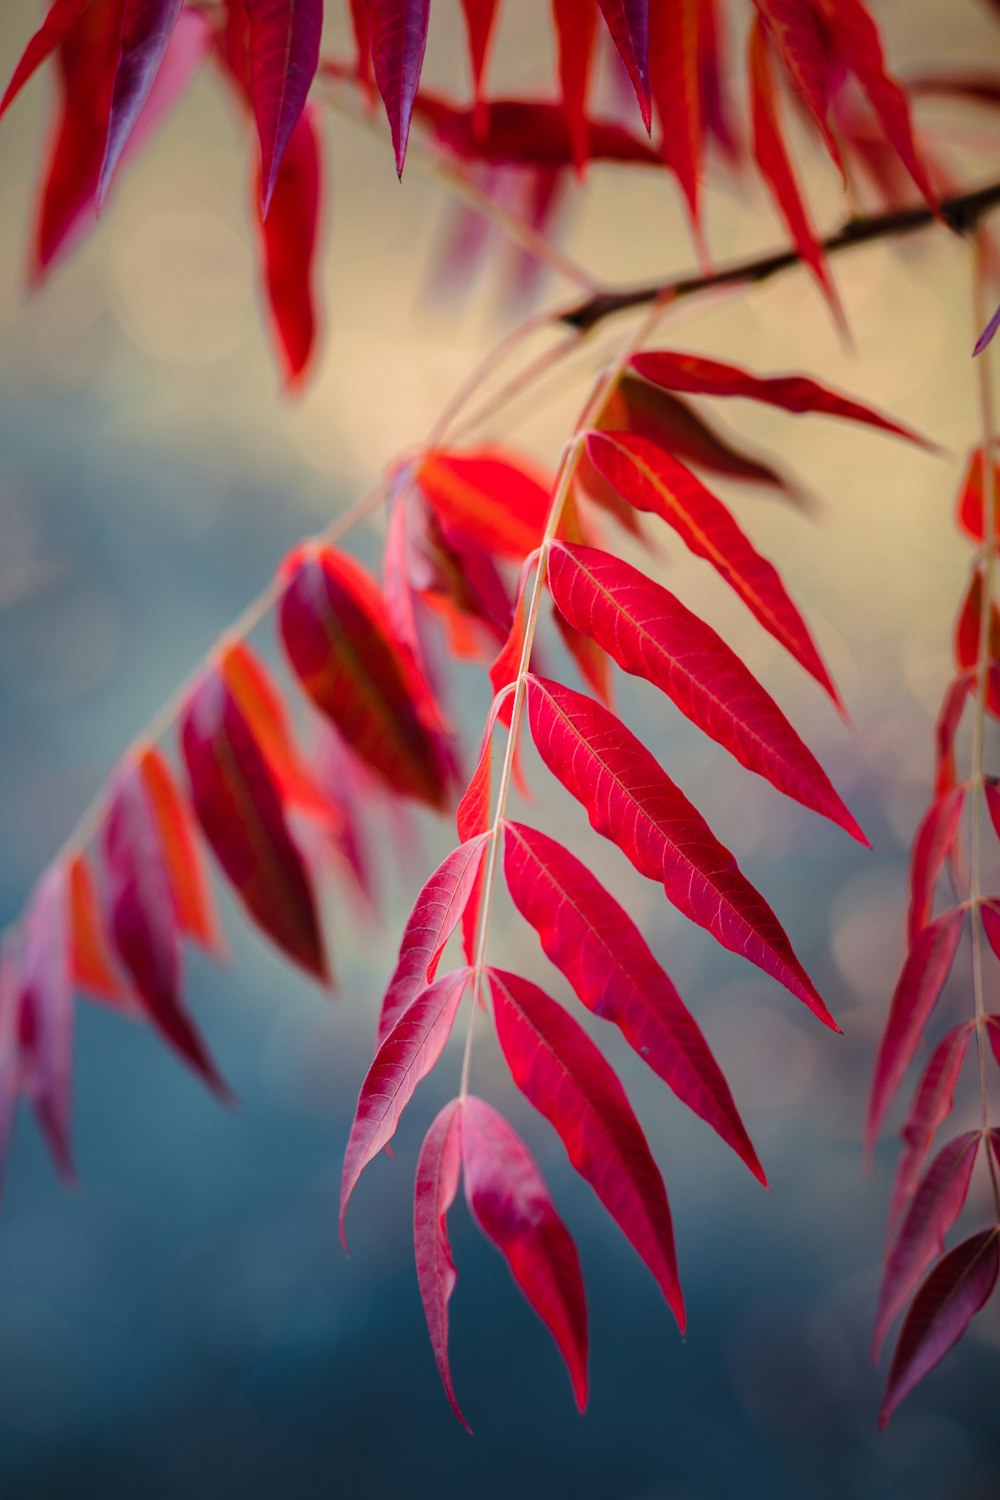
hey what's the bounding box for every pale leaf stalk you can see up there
[969,230,1000,1216]
[461,291,676,1096]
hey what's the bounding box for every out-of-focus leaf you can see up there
[596,0,651,130]
[409,91,662,167]
[9,868,76,1176]
[649,0,701,227]
[418,449,551,561]
[256,102,322,386]
[552,0,598,172]
[907,788,965,946]
[67,852,128,1004]
[1,0,95,117]
[138,745,222,956]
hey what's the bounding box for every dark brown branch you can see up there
[559,177,1000,333]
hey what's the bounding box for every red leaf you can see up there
[547,541,864,840]
[748,18,842,319]
[257,102,322,387]
[866,910,965,1151]
[552,605,614,706]
[31,0,126,278]
[601,373,796,496]
[180,667,330,981]
[409,91,662,169]
[489,558,536,700]
[752,0,841,165]
[584,430,841,706]
[462,1094,589,1411]
[101,762,227,1096]
[890,1023,974,1227]
[596,0,651,130]
[278,542,455,809]
[68,852,128,1004]
[934,675,970,796]
[456,689,510,842]
[629,350,927,446]
[137,746,221,955]
[818,0,936,208]
[376,834,490,1049]
[487,967,683,1326]
[879,1230,999,1426]
[413,1097,467,1428]
[459,0,500,118]
[524,673,835,1027]
[418,449,551,561]
[245,0,322,213]
[99,0,182,199]
[0,0,94,118]
[874,1130,981,1359]
[955,448,1000,542]
[363,0,430,174]
[954,570,1000,677]
[649,0,701,225]
[340,968,471,1237]
[503,820,764,1182]
[907,788,965,947]
[983,900,1000,963]
[552,0,598,173]
[11,867,76,1176]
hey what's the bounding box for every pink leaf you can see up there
[246,0,323,213]
[503,820,765,1182]
[874,1130,981,1359]
[752,0,841,165]
[889,1023,973,1227]
[867,910,965,1151]
[584,430,841,706]
[376,835,490,1049]
[363,0,431,174]
[11,868,76,1177]
[524,674,835,1027]
[907,788,964,947]
[880,1230,999,1426]
[413,1097,467,1427]
[340,968,471,1238]
[462,1094,589,1410]
[487,967,684,1327]
[547,541,865,841]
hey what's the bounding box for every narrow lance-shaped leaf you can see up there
[459,0,500,122]
[456,688,510,842]
[340,968,471,1238]
[649,0,701,229]
[462,1094,589,1411]
[376,834,490,1049]
[488,967,684,1327]
[138,745,222,955]
[67,852,128,1003]
[257,102,322,387]
[889,1023,973,1227]
[180,667,330,981]
[974,301,1000,359]
[414,1098,467,1428]
[363,0,431,174]
[752,0,842,165]
[101,761,227,1096]
[907,788,964,946]
[585,430,841,706]
[99,0,183,199]
[547,541,865,841]
[503,820,765,1182]
[748,17,842,320]
[873,1130,981,1359]
[880,1230,999,1426]
[246,0,323,213]
[552,0,598,173]
[525,675,835,1027]
[279,542,455,809]
[0,0,94,117]
[219,642,333,820]
[867,910,966,1151]
[630,350,928,445]
[596,0,651,130]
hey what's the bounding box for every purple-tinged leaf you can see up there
[880,1230,999,1426]
[99,0,182,199]
[596,0,651,130]
[867,910,966,1151]
[524,674,835,1027]
[10,868,76,1177]
[246,0,323,213]
[363,0,430,174]
[340,968,471,1238]
[488,966,684,1327]
[503,820,765,1182]
[414,1097,467,1428]
[462,1094,589,1411]
[874,1130,981,1359]
[974,300,1000,358]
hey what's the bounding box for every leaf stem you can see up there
[968,231,1000,1218]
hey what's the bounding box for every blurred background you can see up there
[0,1,999,1496]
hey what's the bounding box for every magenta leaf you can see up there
[246,0,323,214]
[413,1097,467,1428]
[99,0,183,199]
[363,0,431,174]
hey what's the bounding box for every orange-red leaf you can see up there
[67,852,128,1004]
[418,449,551,560]
[138,745,221,955]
